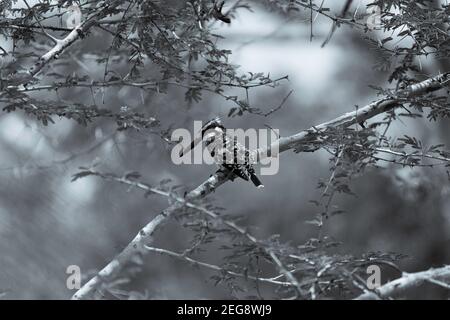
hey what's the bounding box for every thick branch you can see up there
[259,73,450,158]
[355,266,450,300]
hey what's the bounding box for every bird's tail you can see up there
[250,173,264,189]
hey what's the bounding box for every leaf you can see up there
[227,107,237,117]
[71,170,93,182]
[124,171,141,180]
[398,30,410,37]
[381,37,393,44]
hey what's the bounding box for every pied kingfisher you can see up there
[179,117,264,188]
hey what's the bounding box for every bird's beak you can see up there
[179,134,203,157]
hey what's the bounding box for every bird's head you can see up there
[179,117,225,157]
[201,117,224,135]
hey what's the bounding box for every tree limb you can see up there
[355,265,450,300]
[258,72,450,158]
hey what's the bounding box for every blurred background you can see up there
[0,0,449,299]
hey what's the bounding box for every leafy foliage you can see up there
[1,0,449,299]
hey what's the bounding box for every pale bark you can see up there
[355,265,450,300]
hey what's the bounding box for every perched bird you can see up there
[179,117,264,188]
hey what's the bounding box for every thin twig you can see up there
[145,246,294,287]
[23,0,60,44]
[262,90,293,117]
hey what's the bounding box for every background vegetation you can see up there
[0,0,449,299]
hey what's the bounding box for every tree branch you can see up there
[145,246,294,287]
[72,171,230,299]
[258,72,450,159]
[22,0,60,44]
[355,265,450,300]
[24,1,123,80]
[71,170,306,298]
